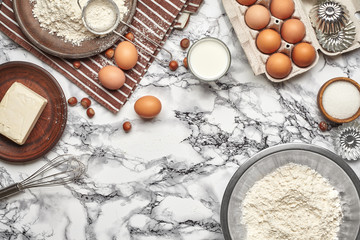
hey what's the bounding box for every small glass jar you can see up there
[187,37,231,81]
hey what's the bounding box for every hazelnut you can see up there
[81,97,91,109]
[125,32,135,41]
[183,57,188,69]
[105,48,115,59]
[73,61,81,69]
[319,121,328,132]
[86,108,95,118]
[169,60,178,71]
[180,38,190,49]
[67,97,78,106]
[123,121,132,132]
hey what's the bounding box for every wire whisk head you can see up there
[18,155,86,190]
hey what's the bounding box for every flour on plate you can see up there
[242,163,342,240]
[31,0,128,45]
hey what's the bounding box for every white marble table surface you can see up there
[1,1,360,239]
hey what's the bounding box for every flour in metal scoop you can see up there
[31,0,128,45]
[242,163,342,240]
[84,0,117,33]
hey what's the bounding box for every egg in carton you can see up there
[222,0,360,82]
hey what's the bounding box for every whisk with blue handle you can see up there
[0,155,86,200]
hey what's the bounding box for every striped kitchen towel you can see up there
[185,0,203,13]
[0,0,203,113]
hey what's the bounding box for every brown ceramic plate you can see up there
[0,61,67,162]
[13,0,137,59]
[317,77,360,124]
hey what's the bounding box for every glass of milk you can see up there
[187,37,231,81]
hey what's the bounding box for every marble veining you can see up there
[1,0,360,239]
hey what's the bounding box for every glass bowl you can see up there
[220,143,360,240]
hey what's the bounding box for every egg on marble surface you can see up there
[281,19,306,44]
[245,5,271,30]
[256,29,282,54]
[115,41,138,70]
[98,65,125,90]
[236,0,256,6]
[292,42,316,67]
[270,0,295,20]
[134,95,162,119]
[266,53,292,79]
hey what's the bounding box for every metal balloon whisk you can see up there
[0,155,86,200]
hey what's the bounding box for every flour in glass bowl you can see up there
[31,0,128,45]
[241,163,343,240]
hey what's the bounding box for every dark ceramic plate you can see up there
[0,61,67,162]
[220,143,360,240]
[13,0,137,59]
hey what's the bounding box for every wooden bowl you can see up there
[317,77,360,124]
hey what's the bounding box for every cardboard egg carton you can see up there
[222,0,360,82]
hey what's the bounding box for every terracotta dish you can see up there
[12,0,137,59]
[317,77,360,124]
[0,61,67,163]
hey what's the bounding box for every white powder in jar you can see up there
[242,163,342,240]
[31,0,128,46]
[84,0,117,32]
[322,80,360,119]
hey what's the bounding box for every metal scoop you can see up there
[78,0,173,63]
[79,0,121,35]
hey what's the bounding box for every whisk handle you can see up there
[0,183,21,200]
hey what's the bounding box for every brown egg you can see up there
[236,0,256,6]
[115,41,138,70]
[134,96,162,119]
[281,19,306,44]
[292,42,316,67]
[270,0,295,20]
[266,53,292,79]
[245,5,270,30]
[98,65,125,90]
[256,29,282,54]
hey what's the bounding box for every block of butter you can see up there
[0,82,48,145]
